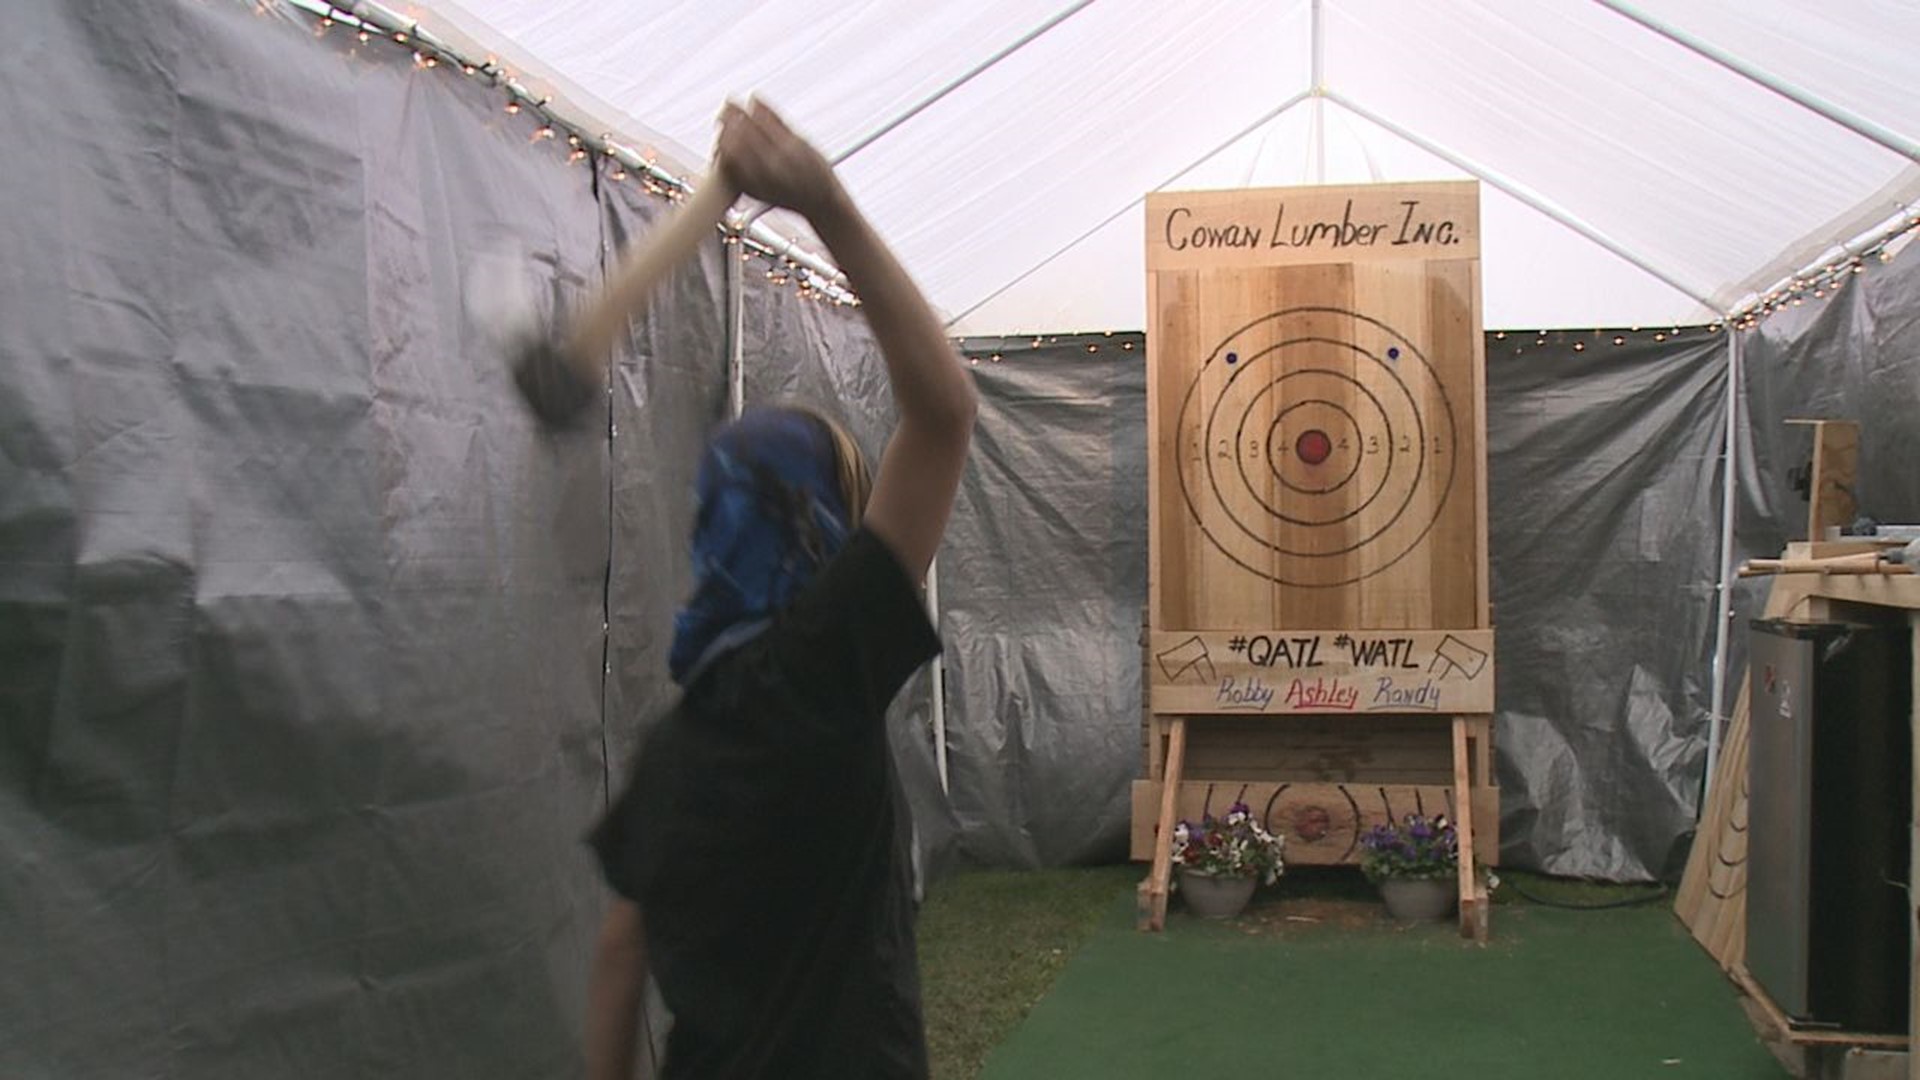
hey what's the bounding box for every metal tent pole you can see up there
[734,0,1104,232]
[927,558,950,793]
[1702,322,1742,804]
[727,243,745,419]
[944,87,1315,329]
[1322,89,1718,311]
[1594,0,1920,164]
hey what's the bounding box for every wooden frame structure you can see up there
[1680,427,1917,1071]
[1137,180,1496,938]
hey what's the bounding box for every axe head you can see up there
[511,337,600,429]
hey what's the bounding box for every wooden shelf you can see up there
[1730,963,1909,1050]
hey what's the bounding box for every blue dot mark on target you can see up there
[1226,351,1240,365]
[1387,347,1401,361]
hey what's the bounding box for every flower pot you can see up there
[1178,869,1258,919]
[1378,877,1457,921]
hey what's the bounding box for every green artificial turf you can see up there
[917,865,1141,1079]
[917,866,1784,1080]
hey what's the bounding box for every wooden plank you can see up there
[1149,629,1493,715]
[1146,182,1487,636]
[1785,419,1859,540]
[1453,717,1485,941]
[1146,181,1481,271]
[1469,259,1490,630]
[1797,573,1920,613]
[1731,964,1910,1050]
[1139,719,1188,931]
[1128,779,1488,865]
[1177,721,1454,784]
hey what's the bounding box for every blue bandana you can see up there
[668,407,854,685]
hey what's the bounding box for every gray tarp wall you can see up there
[1732,250,1920,649]
[946,264,1920,884]
[0,3,918,1076]
[949,330,1731,883]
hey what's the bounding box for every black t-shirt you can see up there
[590,528,942,1079]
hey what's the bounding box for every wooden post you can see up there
[1138,718,1188,931]
[1453,716,1488,942]
[1786,418,1859,541]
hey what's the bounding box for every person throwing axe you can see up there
[583,99,977,1079]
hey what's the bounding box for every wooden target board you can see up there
[1146,181,1493,715]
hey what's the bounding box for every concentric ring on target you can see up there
[1172,307,1459,588]
[1205,339,1424,543]
[1230,371,1398,521]
[1259,400,1363,497]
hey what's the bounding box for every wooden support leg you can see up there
[1138,717,1188,931]
[1453,717,1489,943]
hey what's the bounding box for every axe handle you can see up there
[560,177,740,386]
[1738,553,1911,577]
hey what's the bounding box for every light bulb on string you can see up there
[1572,342,1586,352]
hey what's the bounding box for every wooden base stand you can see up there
[1136,713,1496,940]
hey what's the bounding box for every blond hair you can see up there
[783,403,871,527]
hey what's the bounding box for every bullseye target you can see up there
[1174,307,1458,587]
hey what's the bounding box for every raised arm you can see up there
[584,899,649,1080]
[714,100,977,581]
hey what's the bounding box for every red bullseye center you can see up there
[1295,428,1333,465]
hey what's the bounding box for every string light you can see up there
[302,0,858,308]
[1572,342,1586,352]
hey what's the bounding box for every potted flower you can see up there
[1360,813,1459,921]
[1170,802,1286,919]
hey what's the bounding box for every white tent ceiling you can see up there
[401,0,1920,333]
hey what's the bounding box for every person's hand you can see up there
[714,98,846,224]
